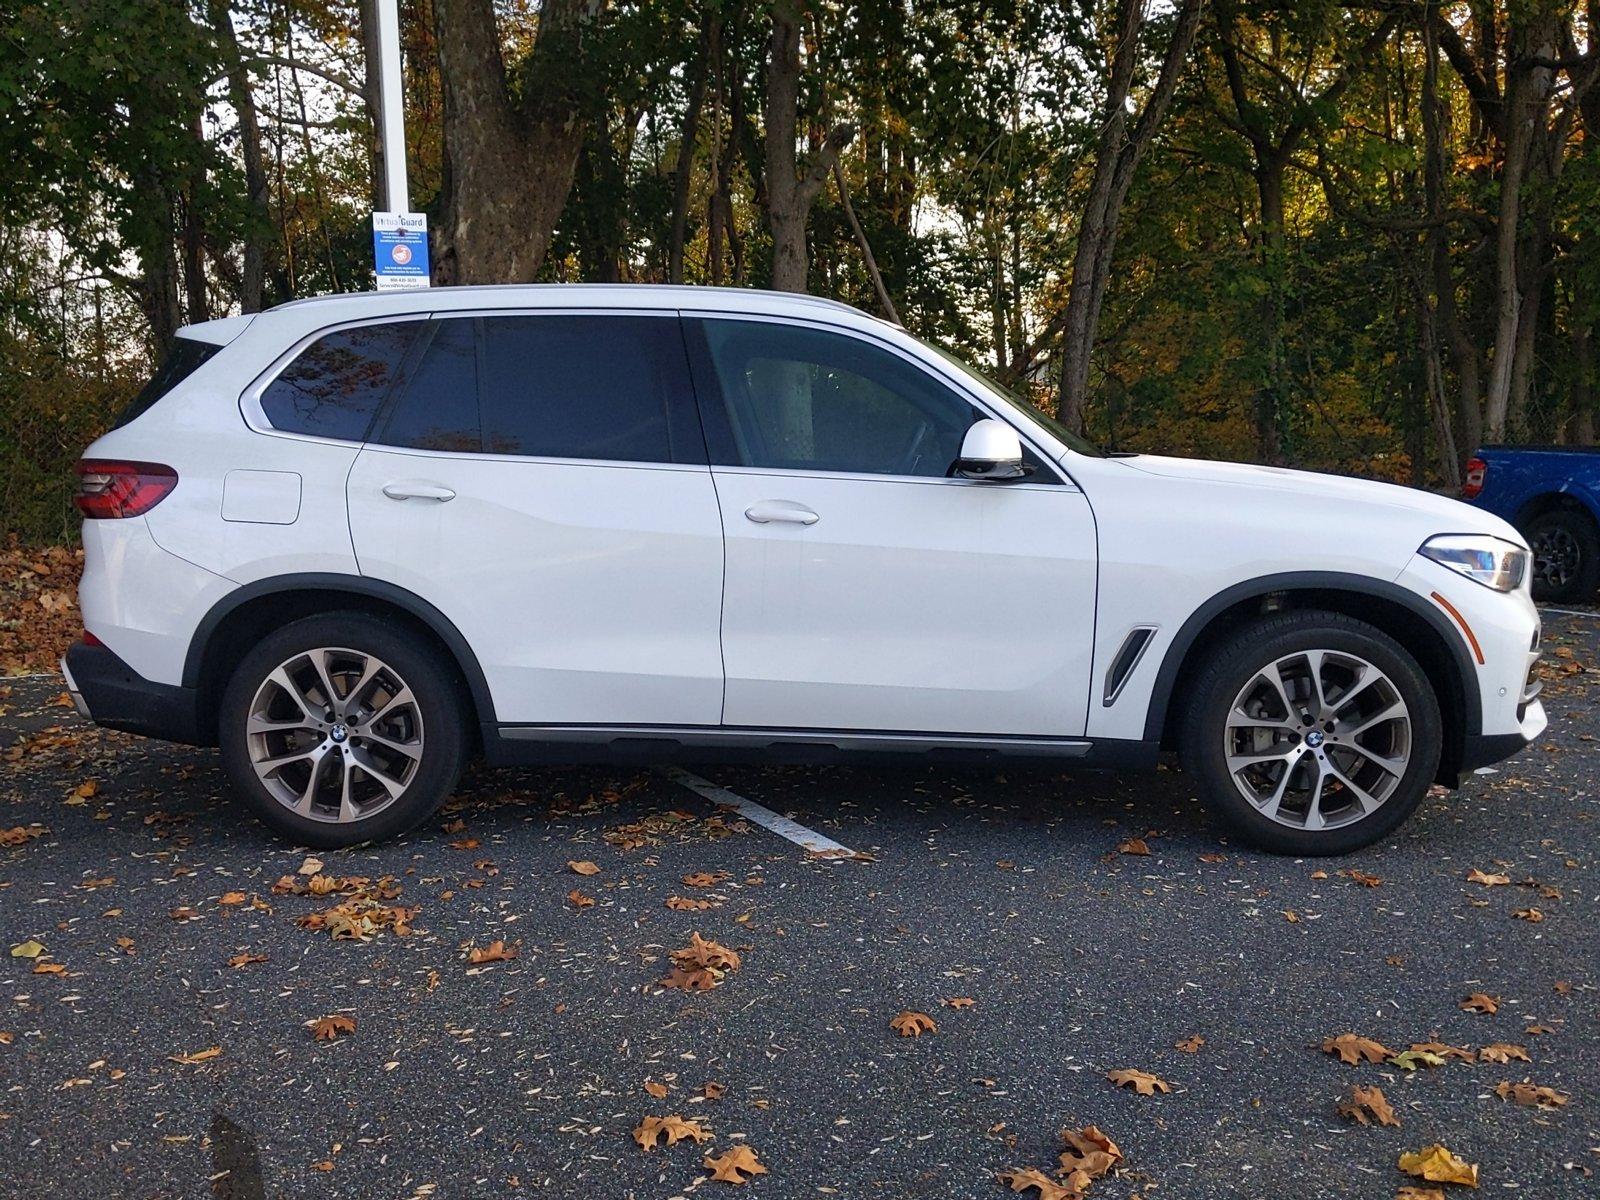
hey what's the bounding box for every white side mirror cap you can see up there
[954,419,1029,481]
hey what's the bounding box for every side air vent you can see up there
[1103,626,1157,706]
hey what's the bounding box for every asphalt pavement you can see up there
[1,610,1596,1200]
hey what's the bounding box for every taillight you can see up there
[73,460,178,518]
[1462,456,1487,500]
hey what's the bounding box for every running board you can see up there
[496,723,1093,757]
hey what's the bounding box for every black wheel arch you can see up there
[183,574,496,747]
[1513,489,1600,534]
[1143,572,1480,785]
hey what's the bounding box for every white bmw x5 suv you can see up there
[63,285,1545,854]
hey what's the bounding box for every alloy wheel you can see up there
[1223,649,1411,831]
[1531,525,1580,590]
[245,646,424,824]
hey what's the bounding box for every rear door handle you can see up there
[382,481,456,502]
[744,500,819,525]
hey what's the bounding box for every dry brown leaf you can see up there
[1512,908,1543,923]
[995,1168,1073,1200]
[666,895,716,911]
[0,824,48,847]
[1478,1043,1529,1064]
[1397,1189,1447,1200]
[566,889,595,909]
[1107,1068,1170,1095]
[944,997,975,1009]
[643,1079,669,1100]
[33,961,66,975]
[310,1014,356,1041]
[1175,1035,1205,1053]
[683,870,729,888]
[1495,1080,1568,1109]
[632,1114,712,1151]
[890,1010,937,1037]
[1321,1033,1395,1065]
[1117,837,1151,856]
[218,891,247,906]
[1397,1144,1478,1187]
[468,939,519,964]
[1460,993,1499,1014]
[660,965,722,991]
[1337,1084,1400,1127]
[704,1145,767,1184]
[1057,1124,1121,1185]
[227,952,267,969]
[1466,869,1510,886]
[1339,868,1383,887]
[703,1081,726,1100]
[567,860,600,876]
[168,1046,222,1065]
[1408,1042,1475,1063]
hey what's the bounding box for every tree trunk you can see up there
[434,0,593,284]
[762,0,853,293]
[210,0,269,311]
[1252,160,1288,464]
[181,109,210,324]
[1057,0,1204,430]
[668,14,715,284]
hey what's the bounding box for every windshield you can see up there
[916,338,1104,458]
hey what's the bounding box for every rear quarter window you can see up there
[113,337,220,430]
[260,321,424,441]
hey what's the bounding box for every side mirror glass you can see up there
[953,419,1031,481]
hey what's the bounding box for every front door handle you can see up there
[744,500,819,525]
[382,481,456,502]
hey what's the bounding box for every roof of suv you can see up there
[268,283,867,320]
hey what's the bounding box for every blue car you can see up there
[1464,445,1600,601]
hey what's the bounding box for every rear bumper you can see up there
[61,641,205,746]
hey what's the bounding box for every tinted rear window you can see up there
[479,316,679,462]
[380,319,481,452]
[260,321,423,441]
[113,337,219,430]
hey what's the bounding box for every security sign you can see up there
[372,211,430,291]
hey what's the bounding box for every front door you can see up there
[686,316,1098,737]
[347,312,725,726]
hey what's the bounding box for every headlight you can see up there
[1420,534,1529,592]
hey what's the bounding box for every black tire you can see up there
[219,612,467,848]
[1523,507,1600,603]
[1180,610,1442,856]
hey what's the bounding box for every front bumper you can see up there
[61,640,205,746]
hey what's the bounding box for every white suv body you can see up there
[64,285,1546,853]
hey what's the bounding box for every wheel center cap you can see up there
[329,723,349,744]
[1305,730,1326,748]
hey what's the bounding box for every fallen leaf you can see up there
[566,889,595,909]
[660,932,741,991]
[1338,1084,1400,1127]
[1339,868,1383,887]
[1397,1144,1478,1188]
[632,1114,712,1150]
[1460,993,1499,1014]
[1107,1068,1170,1095]
[703,1081,725,1100]
[890,1010,937,1037]
[643,1079,669,1100]
[298,856,324,876]
[168,1046,222,1065]
[944,997,975,1009]
[1057,1124,1121,1188]
[1408,1042,1475,1063]
[1478,1043,1529,1064]
[310,1014,356,1041]
[1175,1035,1205,1053]
[33,961,66,976]
[995,1168,1072,1200]
[682,871,729,888]
[1321,1033,1394,1065]
[468,940,519,964]
[704,1145,767,1184]
[1397,1190,1447,1200]
[567,860,600,876]
[1117,837,1151,856]
[9,939,45,959]
[1494,1080,1568,1109]
[218,891,247,906]
[1198,852,1227,863]
[1466,869,1509,886]
[1389,1049,1447,1071]
[1512,908,1543,923]
[227,953,267,969]
[0,824,48,847]
[666,895,716,911]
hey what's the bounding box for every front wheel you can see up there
[1180,611,1442,856]
[219,613,467,848]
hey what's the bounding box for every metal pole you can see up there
[375,0,409,213]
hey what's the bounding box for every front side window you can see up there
[693,319,978,477]
[260,321,422,441]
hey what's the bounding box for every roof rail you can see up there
[268,283,865,316]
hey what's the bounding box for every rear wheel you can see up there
[1524,508,1600,603]
[1181,611,1442,856]
[219,613,467,847]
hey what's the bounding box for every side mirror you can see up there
[953,419,1031,481]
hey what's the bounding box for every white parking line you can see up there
[656,766,866,860]
[1539,606,1600,620]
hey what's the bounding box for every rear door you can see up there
[346,311,725,726]
[686,315,1098,738]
